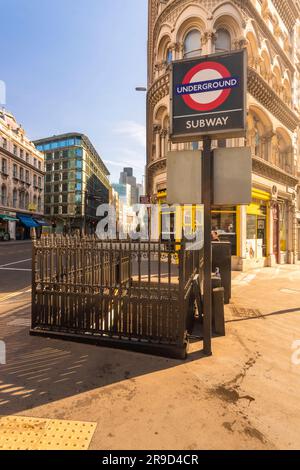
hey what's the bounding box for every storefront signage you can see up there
[28,203,37,212]
[170,50,247,141]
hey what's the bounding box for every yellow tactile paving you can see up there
[0,416,97,450]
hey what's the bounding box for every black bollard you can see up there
[212,287,226,336]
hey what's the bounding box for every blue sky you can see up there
[1,0,147,184]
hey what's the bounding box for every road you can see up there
[0,263,300,449]
[0,241,32,317]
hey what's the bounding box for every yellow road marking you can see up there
[0,416,97,450]
[0,287,31,303]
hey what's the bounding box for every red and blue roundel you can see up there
[176,61,238,112]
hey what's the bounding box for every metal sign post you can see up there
[202,136,212,355]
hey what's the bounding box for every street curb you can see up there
[0,240,33,246]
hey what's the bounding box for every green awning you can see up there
[0,214,18,222]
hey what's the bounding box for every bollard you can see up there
[211,275,222,290]
[212,242,231,304]
[212,287,226,336]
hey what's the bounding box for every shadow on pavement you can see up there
[0,307,204,416]
[226,306,300,323]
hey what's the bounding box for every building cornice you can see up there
[148,157,167,174]
[0,147,45,175]
[147,154,299,189]
[148,73,170,107]
[248,67,300,132]
[244,0,295,72]
[252,155,298,187]
[272,0,300,31]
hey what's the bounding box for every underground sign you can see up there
[170,50,246,141]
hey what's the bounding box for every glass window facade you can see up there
[36,137,82,152]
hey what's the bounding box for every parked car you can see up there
[0,228,10,241]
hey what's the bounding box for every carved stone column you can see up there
[202,30,216,55]
[233,37,247,50]
[153,125,161,161]
[264,131,275,163]
[170,42,180,61]
[160,129,168,159]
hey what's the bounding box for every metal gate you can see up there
[31,236,203,358]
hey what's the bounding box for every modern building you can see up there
[34,133,111,234]
[119,167,140,205]
[147,0,300,270]
[112,182,134,233]
[0,109,45,240]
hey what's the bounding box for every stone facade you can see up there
[0,110,45,240]
[147,0,300,270]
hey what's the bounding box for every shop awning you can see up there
[34,219,50,227]
[17,215,40,228]
[0,214,18,222]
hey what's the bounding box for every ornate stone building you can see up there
[147,0,300,270]
[0,110,45,240]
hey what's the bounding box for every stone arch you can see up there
[12,188,18,208]
[175,4,206,51]
[0,184,7,206]
[212,1,244,39]
[248,105,273,161]
[246,30,260,69]
[272,63,283,95]
[272,55,283,75]
[154,104,168,126]
[152,104,168,162]
[283,76,292,105]
[275,127,293,173]
[157,33,172,63]
[260,47,272,82]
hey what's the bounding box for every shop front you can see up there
[16,214,40,240]
[234,188,270,270]
[154,186,294,270]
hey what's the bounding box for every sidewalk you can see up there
[0,265,300,450]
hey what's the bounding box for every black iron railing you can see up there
[31,235,203,358]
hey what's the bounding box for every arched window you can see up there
[1,185,7,206]
[19,191,25,209]
[215,29,231,53]
[254,117,260,156]
[166,48,173,64]
[184,29,202,58]
[13,189,18,208]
